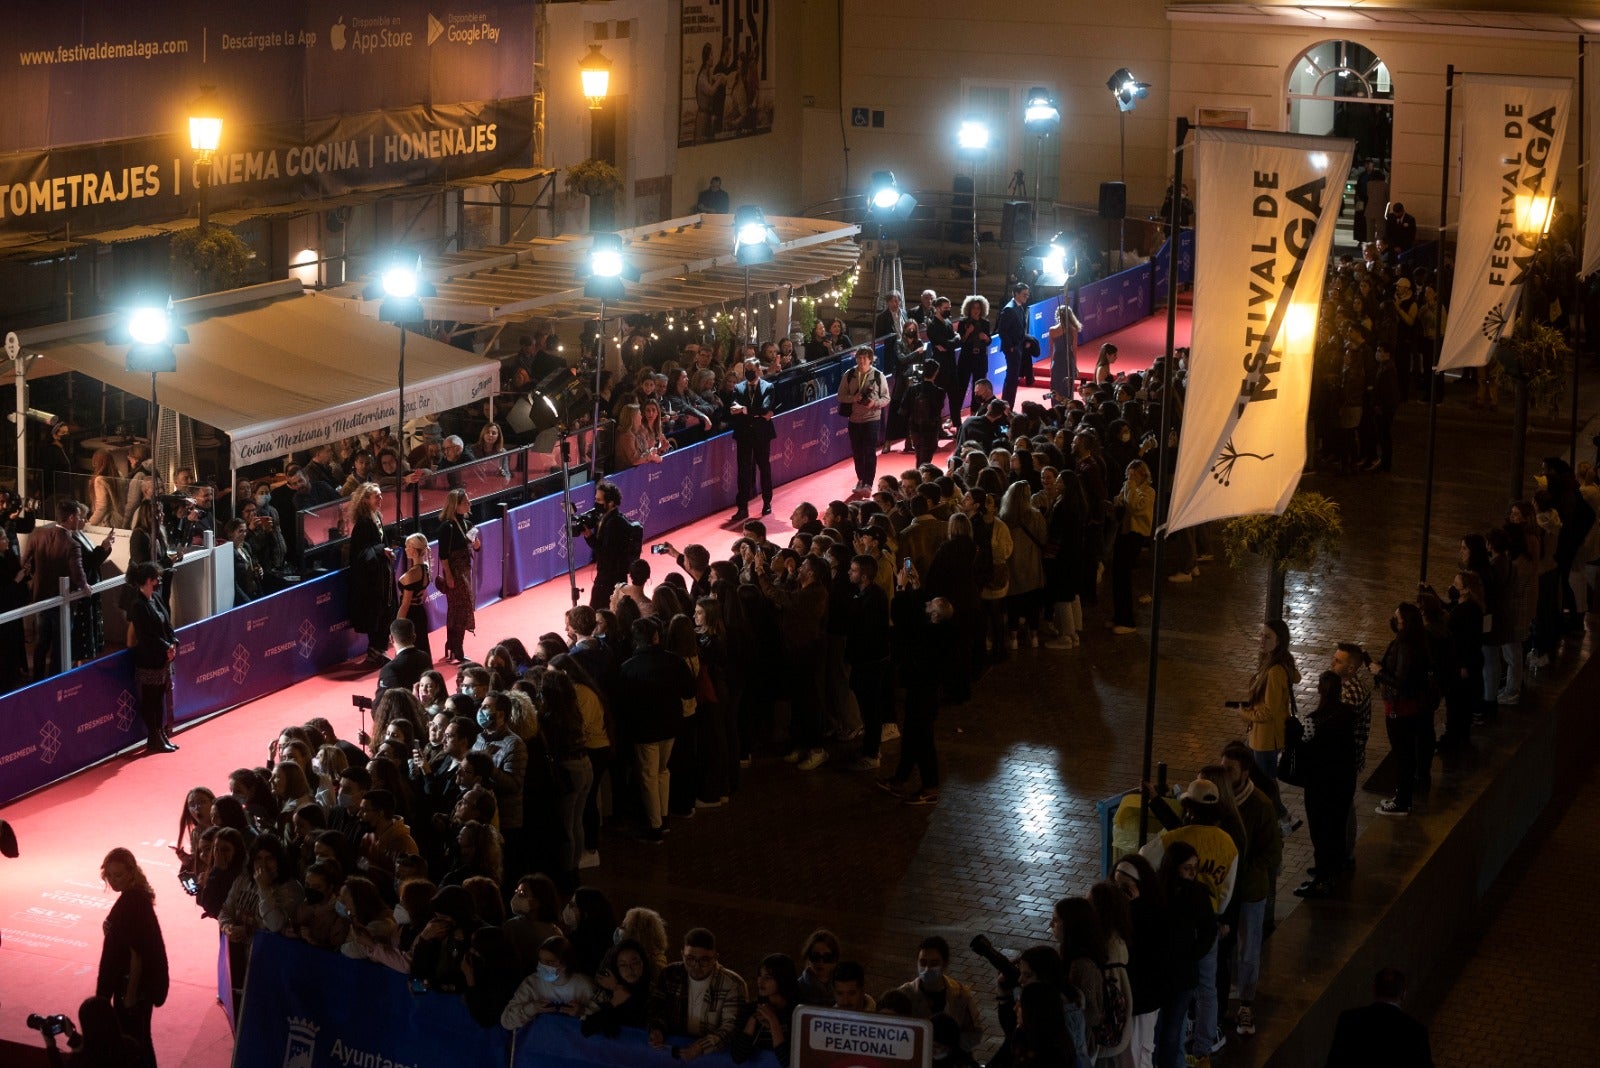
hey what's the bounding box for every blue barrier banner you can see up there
[172,571,365,726]
[236,934,509,1068]
[1148,229,1196,310]
[514,1014,779,1068]
[1077,263,1154,344]
[474,518,506,610]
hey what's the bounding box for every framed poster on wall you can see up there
[1195,106,1252,129]
[678,0,774,147]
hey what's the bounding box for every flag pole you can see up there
[1419,65,1456,587]
[1572,37,1586,472]
[1138,116,1190,848]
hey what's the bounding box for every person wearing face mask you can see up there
[563,886,619,976]
[470,692,527,877]
[287,858,346,949]
[336,875,397,960]
[893,936,983,1052]
[501,935,597,1029]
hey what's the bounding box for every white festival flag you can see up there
[1439,74,1571,371]
[1166,128,1352,534]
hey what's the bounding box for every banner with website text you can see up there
[1439,74,1571,370]
[0,2,535,154]
[1167,128,1352,533]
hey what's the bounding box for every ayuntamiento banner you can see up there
[1166,128,1353,534]
[1439,74,1571,371]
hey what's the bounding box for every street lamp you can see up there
[1023,88,1060,219]
[122,298,186,564]
[1106,68,1149,262]
[188,86,223,233]
[1506,189,1554,501]
[734,206,777,342]
[579,45,612,110]
[577,232,639,457]
[957,117,990,295]
[363,252,435,528]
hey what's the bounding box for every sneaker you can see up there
[1007,635,1018,650]
[1375,798,1410,816]
[1527,651,1550,670]
[1208,1034,1227,1055]
[579,850,601,869]
[1234,1005,1255,1036]
[1168,571,1194,584]
[694,797,726,810]
[1043,637,1075,650]
[875,777,906,797]
[1138,594,1153,605]
[1497,689,1521,705]
[880,723,901,742]
[782,749,803,764]
[1029,631,1040,648]
[797,749,829,771]
[1112,624,1137,635]
[844,755,880,771]
[1279,815,1304,836]
[904,789,940,806]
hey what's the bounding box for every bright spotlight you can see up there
[957,118,990,152]
[382,264,418,299]
[1024,87,1060,129]
[1107,68,1150,113]
[128,305,171,346]
[591,248,623,278]
[867,170,917,220]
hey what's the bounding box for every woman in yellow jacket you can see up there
[1239,618,1300,782]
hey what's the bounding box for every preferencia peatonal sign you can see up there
[793,1007,931,1068]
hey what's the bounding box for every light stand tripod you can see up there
[557,429,581,607]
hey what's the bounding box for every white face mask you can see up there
[392,905,411,927]
[537,964,561,984]
[510,897,532,917]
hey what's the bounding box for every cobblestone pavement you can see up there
[1419,763,1600,1065]
[580,389,1593,1062]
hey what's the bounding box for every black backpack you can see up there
[622,516,644,561]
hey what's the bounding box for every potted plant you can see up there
[565,159,624,231]
[1220,490,1344,621]
[169,226,253,298]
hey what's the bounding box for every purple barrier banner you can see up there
[507,481,596,594]
[172,571,364,726]
[614,432,738,539]
[0,648,142,804]
[474,518,506,609]
[1077,263,1154,344]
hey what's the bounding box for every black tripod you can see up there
[557,430,581,607]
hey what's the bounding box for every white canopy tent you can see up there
[19,280,497,471]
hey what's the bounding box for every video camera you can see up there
[27,1013,80,1044]
[568,503,602,538]
[969,934,1021,985]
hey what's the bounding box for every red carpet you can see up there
[1032,305,1193,382]
[0,307,1189,1067]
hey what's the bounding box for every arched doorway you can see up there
[1288,40,1394,241]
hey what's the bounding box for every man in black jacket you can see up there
[377,618,431,702]
[843,555,893,772]
[996,282,1032,407]
[581,480,638,609]
[728,359,779,521]
[619,618,696,842]
[901,360,948,466]
[877,574,955,806]
[925,298,960,428]
[1325,968,1432,1067]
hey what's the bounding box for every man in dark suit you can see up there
[728,358,778,521]
[1325,967,1432,1068]
[997,282,1032,407]
[377,618,431,702]
[22,499,91,680]
[924,297,960,429]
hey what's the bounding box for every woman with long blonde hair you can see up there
[97,847,168,1064]
[397,532,434,661]
[347,482,397,664]
[437,488,480,663]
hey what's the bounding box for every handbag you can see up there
[1277,714,1307,787]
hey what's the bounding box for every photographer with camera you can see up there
[577,480,641,610]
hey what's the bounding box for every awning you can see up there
[330,213,863,323]
[19,281,497,469]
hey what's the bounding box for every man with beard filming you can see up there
[575,480,641,609]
